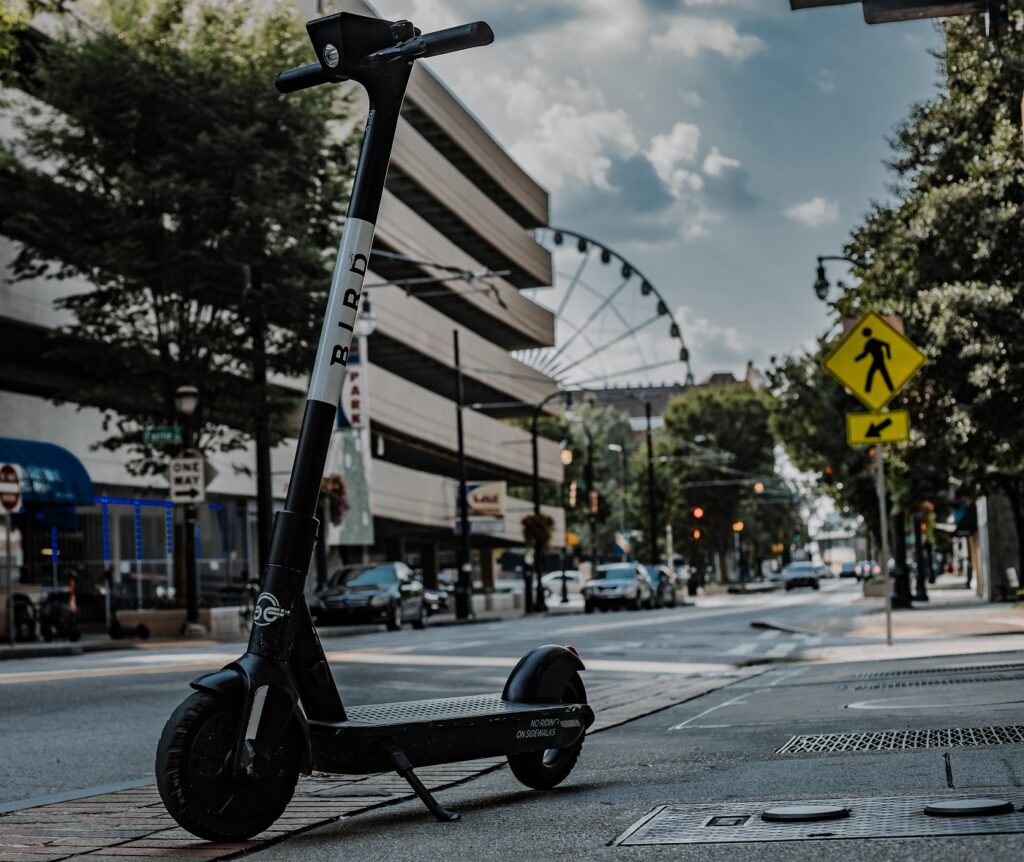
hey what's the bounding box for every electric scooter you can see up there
[156,11,595,843]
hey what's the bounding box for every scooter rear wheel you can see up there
[507,673,586,790]
[156,691,300,842]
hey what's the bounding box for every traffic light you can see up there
[692,506,704,519]
[589,490,599,515]
[823,465,834,484]
[692,527,703,541]
[568,480,577,508]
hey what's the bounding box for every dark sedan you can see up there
[312,562,427,631]
[781,562,820,591]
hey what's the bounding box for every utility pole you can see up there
[645,401,658,564]
[453,331,472,619]
[875,445,894,645]
[246,264,273,573]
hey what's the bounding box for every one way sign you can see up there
[169,456,206,503]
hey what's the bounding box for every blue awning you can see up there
[0,437,95,508]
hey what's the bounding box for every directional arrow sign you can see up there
[823,311,926,411]
[169,456,205,504]
[846,410,910,446]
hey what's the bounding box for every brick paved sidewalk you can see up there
[0,672,753,861]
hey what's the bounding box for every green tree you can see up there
[840,13,1024,576]
[657,384,788,579]
[0,0,355,474]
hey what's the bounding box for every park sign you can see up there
[823,311,925,411]
[846,410,910,446]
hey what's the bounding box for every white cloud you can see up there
[678,88,703,108]
[812,67,835,94]
[783,196,840,228]
[647,123,704,199]
[650,18,764,61]
[675,305,758,373]
[510,102,639,192]
[702,146,741,176]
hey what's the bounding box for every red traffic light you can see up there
[692,507,704,519]
[692,528,702,540]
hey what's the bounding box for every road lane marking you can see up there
[0,651,734,684]
[725,643,758,656]
[668,692,753,730]
[766,642,796,658]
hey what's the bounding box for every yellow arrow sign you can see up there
[846,410,910,446]
[823,311,925,410]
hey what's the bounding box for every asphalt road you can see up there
[0,580,867,805]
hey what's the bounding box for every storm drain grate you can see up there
[613,792,1024,845]
[853,662,1024,681]
[845,671,1024,691]
[777,725,1024,755]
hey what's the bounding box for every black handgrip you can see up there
[275,63,331,94]
[419,21,494,58]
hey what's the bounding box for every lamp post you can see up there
[813,255,863,301]
[174,385,204,635]
[607,443,627,538]
[644,402,658,565]
[452,331,472,620]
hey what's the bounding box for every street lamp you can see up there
[353,295,377,337]
[732,520,745,590]
[174,385,204,635]
[607,443,627,538]
[813,255,864,301]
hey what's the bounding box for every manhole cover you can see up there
[613,793,1024,845]
[762,804,850,823]
[925,798,1015,817]
[777,725,1024,755]
[854,662,1024,681]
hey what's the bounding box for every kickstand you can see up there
[383,745,461,822]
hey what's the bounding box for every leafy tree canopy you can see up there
[1,0,356,472]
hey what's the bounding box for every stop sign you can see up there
[0,464,21,512]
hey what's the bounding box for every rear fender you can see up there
[502,644,586,705]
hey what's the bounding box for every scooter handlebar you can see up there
[275,62,333,94]
[418,21,495,58]
[364,21,494,64]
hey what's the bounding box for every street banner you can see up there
[846,410,910,446]
[453,481,506,534]
[325,338,374,546]
[823,310,925,411]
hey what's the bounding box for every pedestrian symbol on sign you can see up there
[822,311,925,411]
[854,327,894,394]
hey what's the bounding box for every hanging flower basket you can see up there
[521,513,555,549]
[320,474,350,526]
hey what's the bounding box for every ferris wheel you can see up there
[518,227,694,389]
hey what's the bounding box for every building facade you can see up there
[0,0,563,617]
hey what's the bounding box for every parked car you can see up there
[313,562,426,631]
[644,564,678,608]
[583,563,654,612]
[768,568,788,584]
[839,561,860,579]
[542,570,583,598]
[781,561,820,591]
[815,564,835,580]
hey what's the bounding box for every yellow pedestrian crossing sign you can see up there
[823,311,925,410]
[846,410,910,446]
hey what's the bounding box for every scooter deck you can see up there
[309,693,593,773]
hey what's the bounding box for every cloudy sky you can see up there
[382,0,942,382]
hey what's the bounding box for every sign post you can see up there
[1,464,22,647]
[875,446,893,646]
[824,311,926,646]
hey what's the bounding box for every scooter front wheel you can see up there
[507,672,586,790]
[156,691,300,842]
